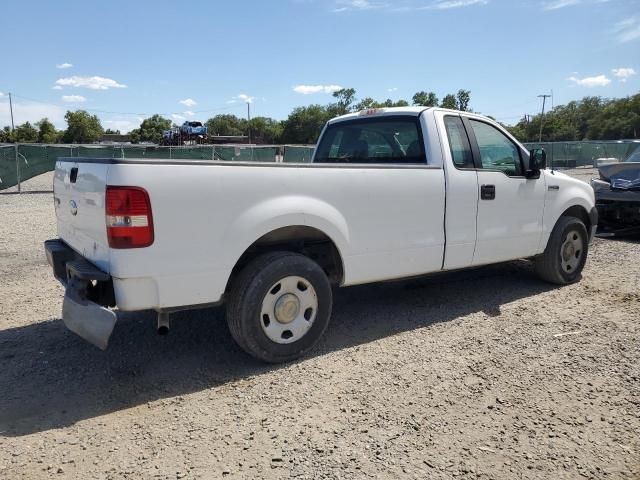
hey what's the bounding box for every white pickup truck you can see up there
[45,107,597,362]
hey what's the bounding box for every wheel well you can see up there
[226,226,345,292]
[561,205,590,231]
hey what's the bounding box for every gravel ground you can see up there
[0,170,638,480]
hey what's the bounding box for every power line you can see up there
[2,91,239,118]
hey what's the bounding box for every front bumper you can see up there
[44,239,117,350]
[594,189,640,233]
[589,207,598,242]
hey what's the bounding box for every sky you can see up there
[0,0,638,132]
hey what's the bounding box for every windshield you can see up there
[314,117,426,164]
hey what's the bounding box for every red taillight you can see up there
[106,186,154,249]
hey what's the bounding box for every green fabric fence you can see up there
[0,145,18,189]
[2,140,638,191]
[0,144,292,191]
[523,141,640,168]
[283,145,315,163]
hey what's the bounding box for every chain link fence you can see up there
[0,144,317,191]
[522,140,639,168]
[1,141,638,192]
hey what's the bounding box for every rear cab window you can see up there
[314,116,427,164]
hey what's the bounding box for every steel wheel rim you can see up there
[560,229,584,273]
[260,276,318,344]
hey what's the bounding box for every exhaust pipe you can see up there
[157,312,170,335]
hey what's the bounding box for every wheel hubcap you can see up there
[261,276,318,344]
[274,293,300,324]
[560,229,583,273]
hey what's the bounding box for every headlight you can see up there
[590,178,610,192]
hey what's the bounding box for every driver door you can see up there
[462,117,546,265]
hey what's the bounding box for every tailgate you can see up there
[53,160,110,272]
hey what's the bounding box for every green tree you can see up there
[63,110,104,144]
[456,89,471,112]
[205,114,247,137]
[412,91,439,107]
[441,94,458,109]
[0,126,14,143]
[36,118,59,143]
[355,97,410,110]
[505,94,640,142]
[281,105,332,144]
[248,117,284,144]
[129,114,171,144]
[104,128,121,135]
[330,88,357,116]
[14,122,39,143]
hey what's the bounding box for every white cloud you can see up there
[61,95,87,103]
[542,0,580,10]
[183,110,195,117]
[56,62,73,69]
[227,94,255,104]
[613,16,640,43]
[567,74,611,87]
[55,75,127,90]
[52,85,63,90]
[542,0,611,10]
[172,114,185,121]
[179,98,197,107]
[0,92,3,97]
[104,119,140,134]
[333,0,488,12]
[237,94,255,104]
[427,0,487,9]
[333,0,380,11]
[387,87,398,92]
[293,84,343,95]
[612,67,637,82]
[0,99,66,129]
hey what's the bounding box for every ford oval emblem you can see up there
[69,200,78,216]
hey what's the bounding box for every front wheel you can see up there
[535,216,589,285]
[226,252,333,363]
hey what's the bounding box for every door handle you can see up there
[480,184,495,200]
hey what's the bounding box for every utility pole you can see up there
[8,92,15,132]
[247,102,252,144]
[537,94,552,142]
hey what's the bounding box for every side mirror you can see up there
[527,148,546,178]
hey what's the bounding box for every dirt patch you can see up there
[0,170,638,479]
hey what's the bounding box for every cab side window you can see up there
[444,116,474,169]
[469,120,522,176]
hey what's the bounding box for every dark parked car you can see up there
[591,149,640,234]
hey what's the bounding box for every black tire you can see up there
[535,216,589,285]
[226,251,333,363]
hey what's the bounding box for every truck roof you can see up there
[328,106,437,124]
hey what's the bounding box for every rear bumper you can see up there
[45,239,117,349]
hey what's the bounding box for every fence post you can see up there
[15,144,21,193]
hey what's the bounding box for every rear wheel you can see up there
[535,216,588,285]
[226,252,332,363]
